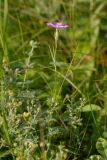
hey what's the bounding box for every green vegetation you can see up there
[0,0,107,159]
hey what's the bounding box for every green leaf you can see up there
[96,138,107,158]
[81,104,101,112]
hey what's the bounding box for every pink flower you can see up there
[47,22,69,29]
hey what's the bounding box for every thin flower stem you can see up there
[53,29,59,103]
[53,29,58,72]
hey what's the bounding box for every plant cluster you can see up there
[0,0,107,160]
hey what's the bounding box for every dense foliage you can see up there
[0,0,107,159]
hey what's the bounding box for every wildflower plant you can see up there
[0,36,84,160]
[47,22,69,72]
[47,22,69,107]
[1,0,106,159]
[23,40,38,88]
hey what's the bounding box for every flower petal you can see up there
[47,22,69,29]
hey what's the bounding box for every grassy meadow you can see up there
[0,0,107,159]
